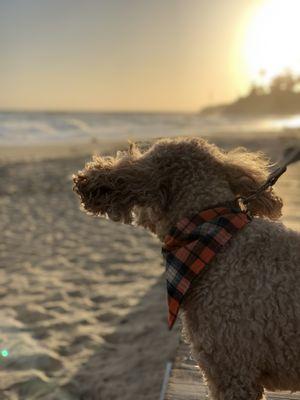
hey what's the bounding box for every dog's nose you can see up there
[107,207,122,221]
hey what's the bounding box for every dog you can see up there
[73,137,300,400]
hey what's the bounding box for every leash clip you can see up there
[238,145,300,210]
[237,165,287,210]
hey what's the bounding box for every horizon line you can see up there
[0,108,201,114]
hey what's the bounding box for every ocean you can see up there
[1,111,300,146]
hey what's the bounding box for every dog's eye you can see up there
[100,186,113,195]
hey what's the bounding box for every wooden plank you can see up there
[163,341,207,400]
[163,341,300,400]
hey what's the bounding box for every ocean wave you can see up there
[0,111,299,146]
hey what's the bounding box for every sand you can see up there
[0,132,299,400]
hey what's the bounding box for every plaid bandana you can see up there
[162,206,252,329]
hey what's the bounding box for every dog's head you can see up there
[73,142,170,231]
[73,138,283,239]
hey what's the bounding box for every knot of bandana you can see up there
[162,206,252,329]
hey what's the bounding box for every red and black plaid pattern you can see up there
[162,206,252,329]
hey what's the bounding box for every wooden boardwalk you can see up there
[162,341,300,400]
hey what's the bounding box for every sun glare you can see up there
[244,0,300,84]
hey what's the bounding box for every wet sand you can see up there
[0,133,299,399]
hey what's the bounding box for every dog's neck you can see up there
[154,185,235,241]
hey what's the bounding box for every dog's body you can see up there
[182,217,300,399]
[73,138,300,400]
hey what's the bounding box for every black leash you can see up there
[238,146,300,208]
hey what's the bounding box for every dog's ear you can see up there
[73,144,170,224]
[224,148,283,220]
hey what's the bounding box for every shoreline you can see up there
[1,128,299,164]
[0,139,127,163]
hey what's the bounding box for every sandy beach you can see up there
[0,132,299,400]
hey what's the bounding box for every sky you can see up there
[0,0,292,111]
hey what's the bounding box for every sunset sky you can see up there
[1,0,299,111]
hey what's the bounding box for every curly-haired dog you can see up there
[73,138,300,400]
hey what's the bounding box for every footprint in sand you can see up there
[14,304,53,324]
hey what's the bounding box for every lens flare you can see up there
[1,349,9,358]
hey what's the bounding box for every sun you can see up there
[243,0,300,84]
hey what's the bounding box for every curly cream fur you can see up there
[73,137,300,400]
